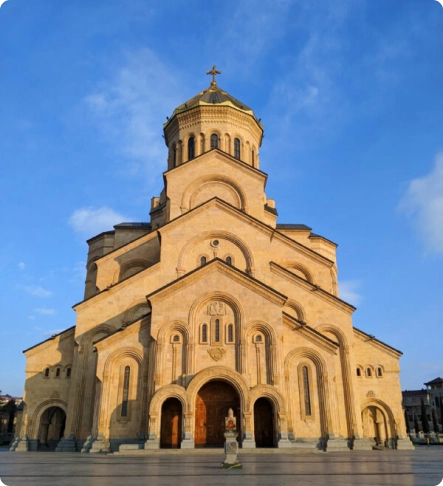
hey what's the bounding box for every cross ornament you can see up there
[206,65,221,86]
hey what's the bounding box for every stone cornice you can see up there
[282,312,339,354]
[23,326,75,356]
[73,262,161,311]
[93,229,160,268]
[353,327,402,358]
[270,262,356,315]
[146,258,287,308]
[164,148,267,184]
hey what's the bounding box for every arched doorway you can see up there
[195,380,240,447]
[38,407,66,449]
[361,406,388,448]
[254,397,275,447]
[160,398,182,448]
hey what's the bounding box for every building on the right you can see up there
[402,377,443,435]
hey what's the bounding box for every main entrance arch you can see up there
[160,398,182,448]
[38,406,66,449]
[362,405,389,448]
[195,380,240,447]
[254,397,275,447]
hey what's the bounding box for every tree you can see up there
[421,399,430,433]
[404,409,410,433]
[432,408,439,433]
[414,412,419,433]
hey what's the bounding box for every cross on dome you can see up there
[206,65,221,87]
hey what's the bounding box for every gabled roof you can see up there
[23,326,75,354]
[146,257,287,308]
[424,377,443,386]
[353,327,402,357]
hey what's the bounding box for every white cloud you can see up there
[33,308,57,316]
[339,280,363,306]
[69,206,130,237]
[42,329,65,337]
[21,285,52,298]
[85,49,183,183]
[18,262,25,270]
[399,153,443,255]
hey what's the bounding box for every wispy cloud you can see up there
[42,328,65,337]
[69,206,130,238]
[33,308,57,316]
[399,153,443,255]
[18,262,25,270]
[20,285,52,298]
[85,48,183,185]
[339,279,363,306]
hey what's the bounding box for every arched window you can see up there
[215,319,220,342]
[121,366,130,417]
[188,136,195,161]
[234,138,240,159]
[66,367,71,378]
[202,324,208,343]
[173,145,177,167]
[226,256,232,265]
[56,367,61,378]
[377,367,383,377]
[210,134,219,149]
[173,334,180,342]
[356,368,361,377]
[44,368,50,378]
[200,256,207,266]
[366,368,372,377]
[251,149,255,167]
[302,366,312,416]
[227,324,234,343]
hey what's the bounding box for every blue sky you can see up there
[1,0,442,398]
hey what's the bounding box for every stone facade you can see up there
[14,72,414,453]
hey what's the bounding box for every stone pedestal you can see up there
[222,431,242,469]
[396,435,415,450]
[11,435,30,452]
[352,435,373,451]
[326,433,349,452]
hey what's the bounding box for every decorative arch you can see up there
[27,399,68,439]
[181,174,248,213]
[103,347,143,375]
[149,384,189,417]
[177,230,255,276]
[123,302,151,326]
[157,320,190,345]
[285,262,315,284]
[360,398,397,447]
[284,347,331,439]
[283,299,306,322]
[250,384,286,415]
[186,366,250,413]
[117,259,152,283]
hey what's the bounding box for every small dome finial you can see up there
[206,65,221,88]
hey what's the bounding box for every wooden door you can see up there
[195,381,240,447]
[254,397,274,447]
[160,398,182,448]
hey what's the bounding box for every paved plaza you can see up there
[0,446,442,486]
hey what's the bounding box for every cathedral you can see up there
[13,68,414,453]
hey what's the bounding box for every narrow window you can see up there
[188,136,195,161]
[210,134,219,149]
[234,138,240,159]
[255,334,263,343]
[377,367,382,377]
[356,368,361,377]
[44,368,50,378]
[66,367,71,378]
[200,256,207,266]
[215,319,220,342]
[302,366,312,416]
[228,324,234,343]
[173,145,177,167]
[56,368,61,378]
[226,256,232,265]
[251,149,255,167]
[367,368,372,377]
[121,366,130,417]
[173,334,180,342]
[202,324,208,343]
